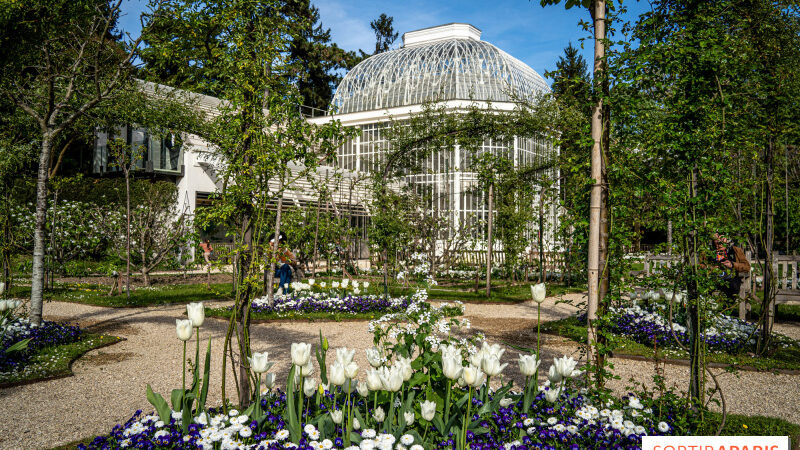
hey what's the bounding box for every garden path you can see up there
[1,294,798,448]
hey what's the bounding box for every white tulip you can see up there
[336,347,356,366]
[330,410,343,425]
[531,283,546,304]
[365,347,383,368]
[304,378,317,397]
[499,397,514,408]
[373,406,385,423]
[344,362,359,380]
[420,400,436,421]
[0,300,7,312]
[518,354,540,377]
[308,278,316,285]
[0,282,5,295]
[544,387,560,403]
[294,361,314,385]
[248,352,273,374]
[440,344,460,361]
[442,355,463,380]
[553,355,578,379]
[341,278,349,288]
[397,356,413,381]
[462,365,484,387]
[176,319,193,341]
[366,368,383,391]
[403,411,415,425]
[357,380,369,397]
[481,342,506,360]
[481,354,508,377]
[469,350,484,369]
[363,282,370,288]
[547,365,562,384]
[263,373,276,389]
[329,362,346,386]
[186,302,205,328]
[378,365,403,392]
[291,342,312,367]
[352,418,361,430]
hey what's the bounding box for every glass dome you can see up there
[331,24,551,115]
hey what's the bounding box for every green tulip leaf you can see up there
[146,384,172,424]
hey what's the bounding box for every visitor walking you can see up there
[269,232,295,294]
[199,239,213,269]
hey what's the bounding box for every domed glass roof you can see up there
[331,24,550,115]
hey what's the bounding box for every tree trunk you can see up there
[142,268,151,287]
[125,168,132,301]
[687,166,701,401]
[266,174,285,306]
[538,187,545,282]
[312,192,321,276]
[760,138,776,351]
[485,183,494,297]
[586,0,606,375]
[29,134,54,326]
[667,220,673,254]
[237,219,253,407]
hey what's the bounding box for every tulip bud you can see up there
[365,347,383,368]
[345,362,359,380]
[403,410,415,426]
[329,362,346,386]
[186,302,205,328]
[357,380,369,397]
[322,337,329,352]
[547,365,562,384]
[420,400,436,422]
[373,406,385,423]
[291,342,312,367]
[366,369,382,391]
[176,319,193,341]
[531,283,546,304]
[352,418,361,430]
[248,352,272,374]
[330,410,343,425]
[304,378,317,397]
[518,354,540,377]
[544,387,560,403]
[263,373,276,389]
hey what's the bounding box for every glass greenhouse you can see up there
[313,23,558,245]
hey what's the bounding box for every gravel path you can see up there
[1,293,798,449]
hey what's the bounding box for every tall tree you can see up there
[371,13,398,54]
[540,0,610,386]
[0,0,163,326]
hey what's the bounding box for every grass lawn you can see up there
[7,282,233,308]
[537,316,800,372]
[698,411,800,439]
[0,333,122,387]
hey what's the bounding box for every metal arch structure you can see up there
[332,38,551,115]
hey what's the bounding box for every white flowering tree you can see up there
[99,181,192,287]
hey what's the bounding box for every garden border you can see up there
[0,335,125,389]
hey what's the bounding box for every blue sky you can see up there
[118,0,652,84]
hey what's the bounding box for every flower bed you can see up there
[81,387,677,450]
[81,297,685,450]
[0,317,83,374]
[249,293,414,316]
[604,304,797,354]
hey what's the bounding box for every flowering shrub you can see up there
[12,201,105,263]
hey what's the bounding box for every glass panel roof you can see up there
[332,37,550,114]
